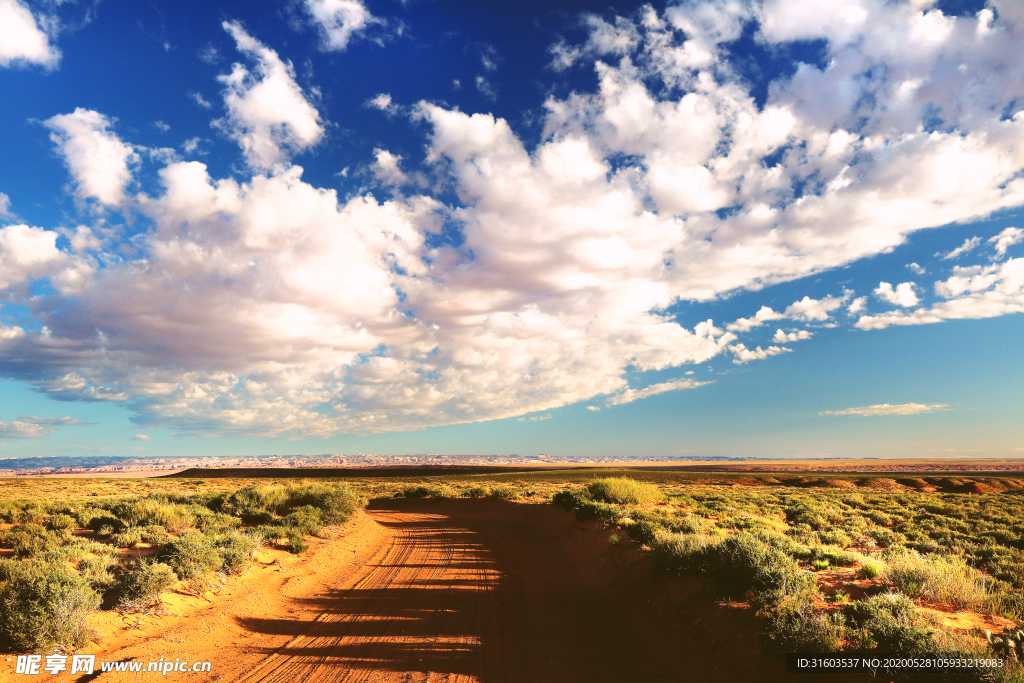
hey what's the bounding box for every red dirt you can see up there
[4,500,865,682]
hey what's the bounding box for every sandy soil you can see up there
[3,499,864,683]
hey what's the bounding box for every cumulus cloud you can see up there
[366,92,397,115]
[727,306,782,332]
[941,236,981,260]
[0,224,69,290]
[304,0,377,51]
[819,403,950,417]
[772,328,811,343]
[874,281,919,307]
[784,295,847,321]
[372,148,408,186]
[0,415,91,438]
[215,21,324,169]
[730,343,791,364]
[989,227,1023,258]
[133,434,151,441]
[44,109,137,206]
[5,1,1024,437]
[605,378,711,406]
[907,262,925,275]
[0,0,59,69]
[857,257,1024,330]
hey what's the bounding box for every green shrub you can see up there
[819,529,852,548]
[79,554,118,591]
[285,529,308,554]
[400,485,432,499]
[884,548,989,609]
[117,560,178,612]
[707,533,816,597]
[627,518,662,545]
[0,560,99,653]
[489,485,520,501]
[111,527,144,548]
[285,483,359,525]
[843,593,934,653]
[585,478,663,505]
[46,514,77,532]
[651,531,717,572]
[2,524,56,558]
[759,589,845,652]
[157,532,222,595]
[213,531,261,575]
[283,505,324,536]
[860,559,886,580]
[465,486,491,498]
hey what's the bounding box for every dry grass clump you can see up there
[883,548,990,610]
[585,477,663,505]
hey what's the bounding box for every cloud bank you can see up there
[3,1,1024,437]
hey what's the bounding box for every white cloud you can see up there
[133,434,152,441]
[586,405,600,411]
[784,295,846,321]
[0,192,12,219]
[857,257,1024,330]
[6,1,1024,437]
[989,227,1023,258]
[847,296,867,314]
[475,75,497,100]
[0,0,59,69]
[366,92,397,114]
[0,224,68,290]
[189,91,213,109]
[0,419,48,438]
[44,109,137,207]
[940,236,981,260]
[605,378,711,406]
[819,403,950,416]
[730,343,791,364]
[772,328,812,343]
[907,262,925,275]
[215,21,324,169]
[874,281,919,307]
[372,148,408,186]
[0,415,89,438]
[304,0,377,51]
[726,305,782,332]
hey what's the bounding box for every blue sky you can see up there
[1,0,1022,460]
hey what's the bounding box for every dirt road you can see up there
[48,500,857,683]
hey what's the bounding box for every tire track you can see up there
[230,510,497,683]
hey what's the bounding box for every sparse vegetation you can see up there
[0,479,363,652]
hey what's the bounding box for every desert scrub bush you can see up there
[222,484,290,522]
[759,589,846,652]
[703,533,818,604]
[283,505,324,536]
[627,518,663,545]
[78,554,119,591]
[860,558,886,580]
[608,532,621,546]
[157,532,222,596]
[884,548,989,609]
[0,559,100,653]
[117,560,177,612]
[843,593,935,653]
[285,483,359,525]
[190,507,242,533]
[818,529,852,548]
[465,486,491,498]
[399,485,433,499]
[285,529,308,554]
[489,485,521,501]
[585,477,663,505]
[650,531,717,572]
[45,513,77,532]
[111,527,144,548]
[213,531,261,575]
[1,523,57,558]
